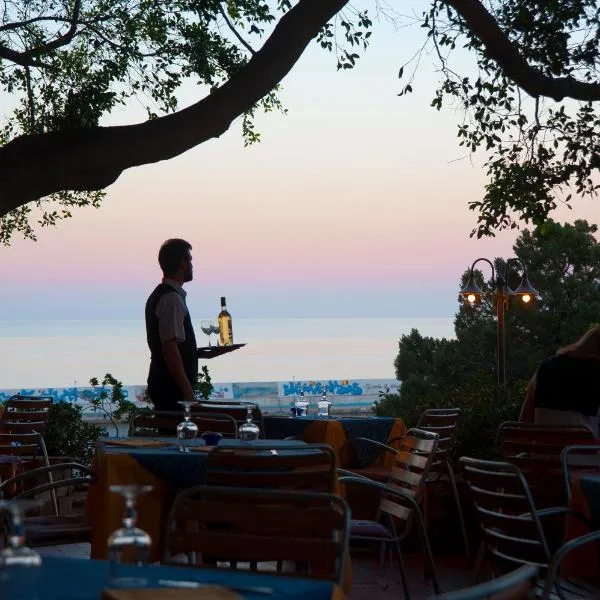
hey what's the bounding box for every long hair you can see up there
[556,324,600,360]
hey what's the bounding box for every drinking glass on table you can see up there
[0,500,42,600]
[239,405,260,441]
[177,401,199,452]
[107,485,152,588]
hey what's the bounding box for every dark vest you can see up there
[145,283,197,408]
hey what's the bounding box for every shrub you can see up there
[374,374,527,460]
[44,402,103,465]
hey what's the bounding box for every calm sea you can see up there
[0,318,455,389]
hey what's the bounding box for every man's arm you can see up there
[162,338,195,401]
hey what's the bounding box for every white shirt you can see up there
[156,278,188,343]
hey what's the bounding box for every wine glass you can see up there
[238,405,260,441]
[0,500,42,599]
[201,320,214,346]
[107,485,152,588]
[177,400,198,452]
[210,322,220,346]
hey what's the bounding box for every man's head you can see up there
[158,238,193,283]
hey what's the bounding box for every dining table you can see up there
[262,415,405,469]
[86,438,310,563]
[5,555,344,600]
[561,472,600,581]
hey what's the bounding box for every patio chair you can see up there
[561,445,600,503]
[205,443,337,492]
[163,485,350,588]
[498,422,596,509]
[128,409,238,438]
[0,462,96,548]
[343,408,470,563]
[426,564,538,599]
[337,428,441,598]
[459,456,600,598]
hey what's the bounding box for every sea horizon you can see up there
[0,317,456,389]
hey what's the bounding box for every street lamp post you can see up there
[460,258,538,385]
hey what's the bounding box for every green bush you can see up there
[375,373,527,460]
[44,402,103,465]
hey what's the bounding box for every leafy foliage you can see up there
[0,0,372,243]
[376,219,600,458]
[416,0,600,236]
[87,373,137,436]
[44,401,103,465]
[195,364,214,400]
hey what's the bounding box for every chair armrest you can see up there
[534,506,593,528]
[336,468,371,479]
[338,475,419,511]
[0,462,94,496]
[541,530,600,600]
[342,437,399,456]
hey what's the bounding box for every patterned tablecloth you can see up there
[263,416,406,468]
[562,473,600,581]
[86,439,309,564]
[5,555,343,600]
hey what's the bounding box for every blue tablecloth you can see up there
[7,556,336,600]
[98,439,308,489]
[263,416,398,467]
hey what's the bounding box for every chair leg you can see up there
[393,540,411,600]
[471,542,485,585]
[413,506,441,595]
[445,460,471,565]
[377,541,389,591]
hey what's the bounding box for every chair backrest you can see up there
[164,485,350,586]
[561,444,600,502]
[377,428,439,524]
[459,456,551,571]
[498,421,596,507]
[427,564,538,599]
[417,408,461,467]
[0,432,41,458]
[205,444,337,492]
[129,410,238,438]
[0,396,52,434]
[193,403,264,437]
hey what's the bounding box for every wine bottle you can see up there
[218,296,233,346]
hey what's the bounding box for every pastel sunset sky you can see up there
[1,2,598,322]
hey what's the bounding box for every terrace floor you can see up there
[38,543,474,599]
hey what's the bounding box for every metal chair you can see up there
[459,456,600,599]
[427,564,538,599]
[128,409,238,438]
[561,445,600,503]
[163,485,350,588]
[338,428,441,598]
[498,421,596,508]
[0,462,96,548]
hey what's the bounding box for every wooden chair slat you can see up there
[389,465,423,487]
[401,436,437,452]
[394,450,429,470]
[379,498,411,521]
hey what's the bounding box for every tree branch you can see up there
[0,0,348,216]
[444,0,600,102]
[218,3,256,55]
[0,0,82,66]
